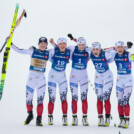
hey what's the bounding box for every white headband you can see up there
[92,42,101,50]
[115,41,124,48]
[77,37,86,45]
[57,38,67,44]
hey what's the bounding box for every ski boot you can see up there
[24,111,34,125]
[72,115,78,126]
[82,115,89,126]
[62,115,68,126]
[122,117,129,128]
[118,116,125,128]
[98,115,104,127]
[104,115,110,127]
[36,116,43,126]
[48,114,53,125]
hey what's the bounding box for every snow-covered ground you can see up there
[0,0,134,134]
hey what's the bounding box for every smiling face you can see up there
[58,42,67,52]
[38,42,47,51]
[116,46,124,55]
[78,43,85,51]
[92,48,101,57]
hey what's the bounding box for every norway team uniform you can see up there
[67,46,90,115]
[108,50,133,120]
[90,51,113,119]
[11,44,49,117]
[48,47,70,115]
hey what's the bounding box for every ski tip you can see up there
[16,3,19,8]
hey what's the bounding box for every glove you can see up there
[68,34,74,40]
[127,42,133,48]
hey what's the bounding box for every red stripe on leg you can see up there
[104,99,111,115]
[118,104,124,116]
[62,99,68,114]
[72,99,77,114]
[48,101,54,115]
[124,104,130,117]
[82,99,88,114]
[37,103,43,116]
[97,99,103,115]
[26,104,33,113]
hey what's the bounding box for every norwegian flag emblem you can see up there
[102,58,105,61]
[66,56,69,59]
[84,53,88,57]
[44,56,48,59]
[124,58,127,61]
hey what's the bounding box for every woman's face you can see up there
[38,42,47,51]
[92,48,101,57]
[58,42,67,52]
[116,46,124,55]
[78,44,85,51]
